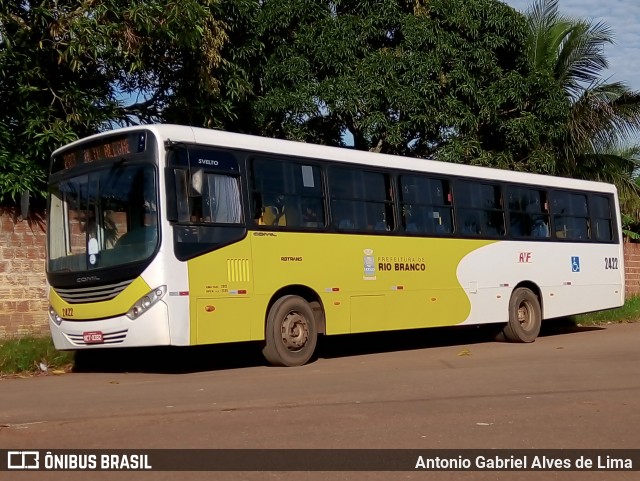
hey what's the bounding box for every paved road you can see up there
[1,322,639,481]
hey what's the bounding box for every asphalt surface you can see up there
[1,321,639,481]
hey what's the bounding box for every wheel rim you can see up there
[517,300,534,331]
[280,311,309,351]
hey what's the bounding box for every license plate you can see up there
[83,331,104,344]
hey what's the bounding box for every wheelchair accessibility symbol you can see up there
[571,256,580,272]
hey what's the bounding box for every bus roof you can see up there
[52,123,617,194]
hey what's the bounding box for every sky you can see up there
[504,0,640,91]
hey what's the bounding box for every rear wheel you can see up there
[502,287,541,343]
[262,295,318,366]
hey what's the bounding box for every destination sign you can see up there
[51,132,147,174]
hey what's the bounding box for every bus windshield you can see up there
[48,163,158,273]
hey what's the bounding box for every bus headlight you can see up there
[126,286,167,320]
[49,305,63,326]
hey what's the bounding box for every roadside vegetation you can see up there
[0,336,73,377]
[572,296,640,325]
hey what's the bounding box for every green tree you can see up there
[523,0,640,218]
[165,0,568,172]
[0,0,226,200]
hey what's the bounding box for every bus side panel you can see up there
[250,231,350,335]
[456,241,624,324]
[187,232,624,345]
[250,232,493,334]
[541,242,624,318]
[186,237,258,344]
[384,237,494,330]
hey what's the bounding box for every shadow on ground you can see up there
[72,318,603,374]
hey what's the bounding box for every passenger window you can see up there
[455,181,505,237]
[507,187,550,238]
[399,176,453,235]
[591,195,614,242]
[251,159,325,228]
[328,168,394,232]
[551,191,590,240]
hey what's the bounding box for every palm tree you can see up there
[524,0,640,219]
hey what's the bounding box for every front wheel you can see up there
[262,295,318,367]
[502,287,541,343]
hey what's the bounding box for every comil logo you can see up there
[8,451,40,470]
[76,275,100,283]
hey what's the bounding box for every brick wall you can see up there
[623,241,640,298]
[0,207,49,338]
[1,206,640,339]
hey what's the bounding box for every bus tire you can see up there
[262,295,318,367]
[503,287,541,343]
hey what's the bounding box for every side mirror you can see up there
[190,169,203,196]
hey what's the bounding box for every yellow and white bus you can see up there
[47,124,624,366]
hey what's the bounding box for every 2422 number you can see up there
[604,257,619,270]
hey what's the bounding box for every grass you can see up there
[0,336,74,377]
[572,296,640,325]
[1,296,639,376]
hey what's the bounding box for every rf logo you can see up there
[7,451,40,470]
